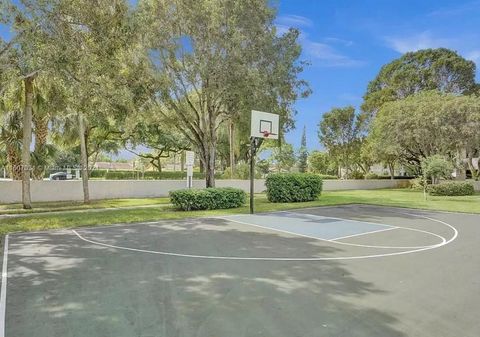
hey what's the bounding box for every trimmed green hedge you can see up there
[170,187,246,211]
[266,173,323,203]
[101,170,208,180]
[317,174,338,180]
[427,182,475,196]
[89,170,227,180]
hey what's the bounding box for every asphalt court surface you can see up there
[2,205,479,337]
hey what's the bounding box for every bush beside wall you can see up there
[170,187,246,211]
[427,182,475,196]
[266,173,323,203]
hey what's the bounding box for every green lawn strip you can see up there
[0,197,171,215]
[0,194,355,235]
[333,189,480,213]
[0,189,479,235]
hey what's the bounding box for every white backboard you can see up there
[251,110,279,139]
[185,151,195,166]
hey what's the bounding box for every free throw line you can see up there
[0,235,9,337]
[330,227,397,241]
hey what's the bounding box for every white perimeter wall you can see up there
[0,179,420,204]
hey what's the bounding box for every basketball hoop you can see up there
[249,110,279,215]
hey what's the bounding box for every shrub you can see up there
[317,174,338,180]
[410,178,427,190]
[221,162,259,179]
[266,173,323,203]
[103,170,208,180]
[427,182,475,196]
[365,173,381,179]
[89,169,108,178]
[170,187,246,211]
[348,171,365,179]
[421,155,454,184]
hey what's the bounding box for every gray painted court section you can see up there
[1,205,479,337]
[223,212,393,240]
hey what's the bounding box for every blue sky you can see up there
[277,0,480,150]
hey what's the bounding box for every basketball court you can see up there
[1,204,479,337]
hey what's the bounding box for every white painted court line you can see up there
[273,211,397,229]
[0,235,9,337]
[330,227,397,241]
[221,214,444,249]
[72,212,458,260]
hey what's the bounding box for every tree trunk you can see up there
[7,146,22,180]
[229,121,235,177]
[388,162,395,180]
[78,114,90,204]
[22,76,35,209]
[455,147,466,180]
[466,155,479,180]
[32,114,49,180]
[181,151,185,172]
[205,141,216,187]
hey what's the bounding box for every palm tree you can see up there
[0,109,23,180]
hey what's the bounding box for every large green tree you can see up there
[9,0,143,203]
[140,0,308,187]
[318,106,366,177]
[308,150,336,176]
[270,143,296,172]
[371,91,480,177]
[362,48,477,117]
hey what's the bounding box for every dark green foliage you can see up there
[170,187,246,211]
[427,182,475,196]
[317,174,338,180]
[266,173,323,203]
[363,48,477,115]
[365,173,413,180]
[89,170,208,180]
[89,169,109,178]
[348,171,365,179]
[298,126,308,173]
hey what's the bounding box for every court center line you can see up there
[0,235,9,337]
[330,227,397,241]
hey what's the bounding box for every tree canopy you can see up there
[370,91,480,174]
[362,48,477,116]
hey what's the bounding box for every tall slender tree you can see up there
[298,125,308,173]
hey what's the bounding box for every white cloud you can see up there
[385,31,452,54]
[304,40,364,67]
[384,31,480,67]
[324,37,354,47]
[276,15,313,28]
[276,14,363,67]
[466,50,480,63]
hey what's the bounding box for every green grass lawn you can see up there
[0,189,479,235]
[0,197,171,215]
